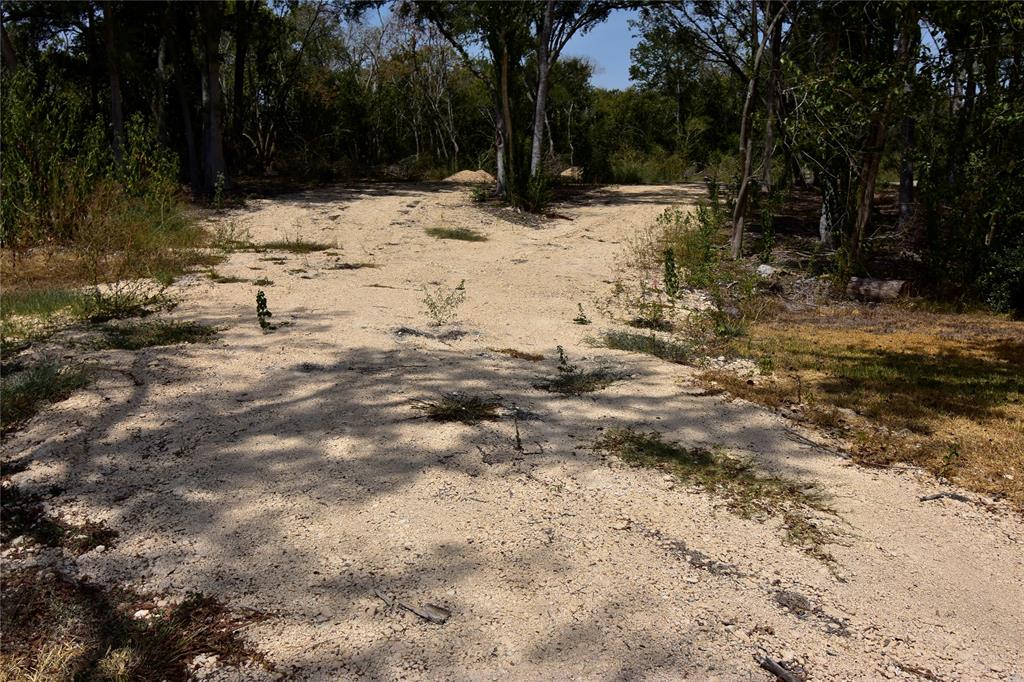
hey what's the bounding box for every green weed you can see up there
[97,321,217,350]
[425,227,487,242]
[412,393,502,424]
[1,363,89,433]
[422,280,466,326]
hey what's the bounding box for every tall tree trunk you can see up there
[499,39,515,200]
[199,1,227,193]
[232,0,251,146]
[529,0,553,178]
[850,116,886,264]
[2,22,18,70]
[730,0,781,259]
[495,104,507,197]
[173,13,200,192]
[762,2,781,190]
[102,1,125,162]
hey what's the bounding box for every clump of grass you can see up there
[97,321,217,350]
[490,347,545,362]
[593,427,837,559]
[252,277,274,286]
[425,227,487,242]
[206,270,247,284]
[260,239,332,254]
[412,393,502,424]
[534,345,620,395]
[1,363,89,433]
[599,330,693,364]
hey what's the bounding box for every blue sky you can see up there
[561,9,642,90]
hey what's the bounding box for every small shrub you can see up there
[412,393,501,424]
[534,345,619,395]
[252,278,274,286]
[515,175,553,213]
[470,185,490,203]
[422,280,466,326]
[1,363,89,432]
[425,227,487,242]
[573,304,592,325]
[256,290,274,331]
[663,248,680,299]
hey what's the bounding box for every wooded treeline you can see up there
[1,0,1022,312]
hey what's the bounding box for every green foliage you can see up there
[514,175,553,213]
[260,240,333,254]
[421,280,466,326]
[662,248,679,299]
[980,237,1024,316]
[599,330,692,364]
[534,345,619,395]
[255,290,274,331]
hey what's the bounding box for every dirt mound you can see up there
[443,169,495,183]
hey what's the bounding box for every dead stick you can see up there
[759,657,799,682]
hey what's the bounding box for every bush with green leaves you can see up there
[422,280,466,326]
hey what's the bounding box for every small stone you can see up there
[611,518,630,530]
[11,536,27,548]
[93,545,106,553]
[781,649,795,662]
[133,609,150,620]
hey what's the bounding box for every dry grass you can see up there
[412,393,502,424]
[593,427,838,561]
[490,347,545,362]
[425,227,487,242]
[704,306,1024,506]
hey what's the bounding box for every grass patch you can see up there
[425,227,487,242]
[97,321,218,350]
[490,347,545,362]
[594,427,837,560]
[260,239,332,254]
[534,346,620,395]
[252,277,275,286]
[1,363,89,433]
[206,270,247,284]
[599,330,693,364]
[0,288,93,320]
[412,393,502,424]
[703,310,1024,506]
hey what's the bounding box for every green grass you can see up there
[425,227,488,242]
[252,278,275,286]
[260,239,333,254]
[97,321,218,350]
[599,330,693,364]
[0,289,92,320]
[412,393,502,424]
[593,427,837,560]
[1,363,90,432]
[534,346,621,395]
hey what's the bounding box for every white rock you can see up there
[11,536,27,548]
[93,545,106,553]
[133,609,150,620]
[756,264,778,278]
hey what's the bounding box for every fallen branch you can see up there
[759,657,800,682]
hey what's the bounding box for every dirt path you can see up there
[7,183,1023,680]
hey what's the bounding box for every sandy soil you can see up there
[5,183,1023,680]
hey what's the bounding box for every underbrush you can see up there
[594,427,838,561]
[703,313,1024,507]
[1,363,90,433]
[259,239,334,254]
[97,321,218,351]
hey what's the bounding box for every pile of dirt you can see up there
[443,169,495,183]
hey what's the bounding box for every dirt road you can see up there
[7,183,1023,680]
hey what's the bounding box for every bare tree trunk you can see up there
[499,40,515,200]
[762,3,781,190]
[200,1,227,193]
[529,0,553,178]
[102,1,125,162]
[2,23,18,70]
[850,116,886,264]
[233,0,251,146]
[730,1,782,259]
